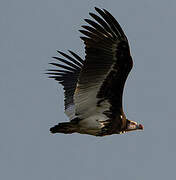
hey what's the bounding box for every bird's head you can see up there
[125,120,144,132]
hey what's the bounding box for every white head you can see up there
[125,120,144,132]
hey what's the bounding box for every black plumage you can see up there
[47,50,83,109]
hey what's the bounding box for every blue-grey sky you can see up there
[1,0,176,179]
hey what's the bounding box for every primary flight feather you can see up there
[47,7,144,136]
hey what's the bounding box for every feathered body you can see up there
[47,7,143,136]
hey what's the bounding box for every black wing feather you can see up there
[48,51,84,110]
[75,7,133,119]
[48,7,133,126]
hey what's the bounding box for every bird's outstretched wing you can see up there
[74,7,133,121]
[47,50,84,119]
[48,7,133,130]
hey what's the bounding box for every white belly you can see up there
[79,114,107,131]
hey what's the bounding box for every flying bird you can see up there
[47,7,144,136]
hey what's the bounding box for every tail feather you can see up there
[50,122,78,134]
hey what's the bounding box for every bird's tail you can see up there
[50,122,78,134]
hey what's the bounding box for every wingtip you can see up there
[102,8,111,16]
[47,76,55,79]
[56,50,63,55]
[68,50,73,54]
[84,18,90,23]
[89,12,94,16]
[95,7,104,14]
[44,72,50,75]
[94,7,100,11]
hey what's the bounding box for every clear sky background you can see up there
[1,0,176,179]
